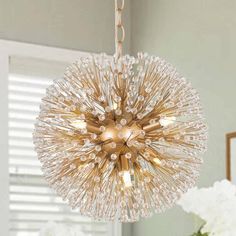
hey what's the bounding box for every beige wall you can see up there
[0,0,131,54]
[131,0,236,235]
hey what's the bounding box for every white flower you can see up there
[177,180,236,236]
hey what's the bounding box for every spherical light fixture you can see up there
[33,0,207,222]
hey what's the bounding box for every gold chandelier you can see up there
[33,0,207,222]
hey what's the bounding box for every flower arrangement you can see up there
[178,180,236,236]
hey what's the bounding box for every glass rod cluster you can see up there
[33,53,207,222]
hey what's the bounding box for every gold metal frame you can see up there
[226,132,236,180]
[32,0,208,222]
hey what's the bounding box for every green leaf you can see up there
[191,231,209,236]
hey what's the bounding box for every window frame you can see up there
[0,39,121,236]
[226,132,236,181]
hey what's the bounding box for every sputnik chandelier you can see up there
[33,0,207,222]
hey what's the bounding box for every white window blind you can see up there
[8,57,114,236]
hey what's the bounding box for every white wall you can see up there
[231,138,236,183]
[0,0,131,54]
[131,0,236,235]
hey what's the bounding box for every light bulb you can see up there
[113,102,118,110]
[71,120,87,129]
[159,116,176,127]
[153,158,162,165]
[122,171,132,187]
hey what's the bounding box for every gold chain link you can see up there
[115,0,125,60]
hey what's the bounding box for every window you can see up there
[0,41,121,236]
[8,57,111,236]
[5,52,120,236]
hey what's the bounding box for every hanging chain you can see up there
[115,0,125,61]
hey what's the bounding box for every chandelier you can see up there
[33,0,207,222]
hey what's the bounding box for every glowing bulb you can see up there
[71,120,87,129]
[113,102,118,110]
[159,116,176,127]
[122,171,132,187]
[153,158,162,165]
